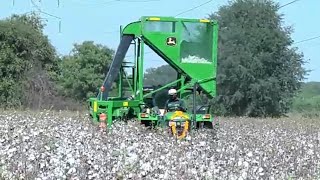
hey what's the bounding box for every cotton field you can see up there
[0,110,319,179]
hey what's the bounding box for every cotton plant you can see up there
[0,111,319,179]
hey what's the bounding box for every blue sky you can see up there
[1,0,319,81]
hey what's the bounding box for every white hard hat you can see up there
[168,88,177,95]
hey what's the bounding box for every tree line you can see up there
[0,0,313,117]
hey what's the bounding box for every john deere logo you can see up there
[166,37,176,46]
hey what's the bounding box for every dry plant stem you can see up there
[0,111,319,179]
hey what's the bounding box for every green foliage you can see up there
[57,41,114,102]
[294,81,320,99]
[291,82,320,117]
[0,12,58,108]
[144,65,176,86]
[208,0,307,117]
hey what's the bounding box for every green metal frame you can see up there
[88,16,218,129]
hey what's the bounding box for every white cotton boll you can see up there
[0,111,319,179]
[181,55,211,64]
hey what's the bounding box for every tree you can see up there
[144,65,176,86]
[208,0,308,117]
[291,82,320,117]
[57,41,114,101]
[0,12,59,108]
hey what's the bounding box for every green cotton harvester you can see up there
[88,16,218,139]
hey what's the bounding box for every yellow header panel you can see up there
[200,19,210,23]
[149,17,160,21]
